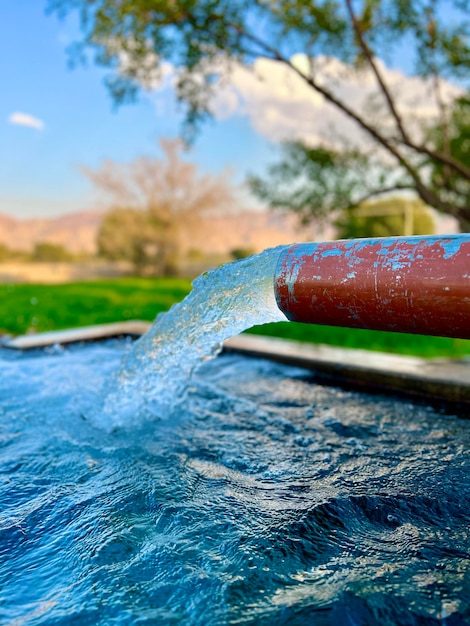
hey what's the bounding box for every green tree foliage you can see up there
[335,197,436,239]
[231,247,256,260]
[249,143,373,225]
[0,244,13,262]
[31,242,74,262]
[48,0,470,229]
[97,208,176,275]
[92,139,238,276]
[429,97,470,214]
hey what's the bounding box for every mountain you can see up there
[180,210,321,254]
[0,211,104,254]
[0,209,323,257]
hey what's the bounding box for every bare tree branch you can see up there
[351,183,417,208]
[344,0,412,146]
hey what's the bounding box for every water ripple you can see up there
[0,345,470,624]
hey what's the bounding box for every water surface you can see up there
[1,341,469,625]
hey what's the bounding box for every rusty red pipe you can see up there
[274,235,470,339]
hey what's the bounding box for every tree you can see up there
[48,0,470,229]
[91,139,238,275]
[429,96,470,215]
[31,242,74,262]
[96,207,172,274]
[335,196,436,240]
[249,143,373,226]
[0,244,13,262]
[231,246,256,260]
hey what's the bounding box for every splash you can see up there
[102,246,288,422]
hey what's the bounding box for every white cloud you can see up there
[146,52,462,154]
[207,54,462,150]
[8,112,45,131]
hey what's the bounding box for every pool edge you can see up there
[2,322,469,408]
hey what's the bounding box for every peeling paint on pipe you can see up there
[274,235,470,339]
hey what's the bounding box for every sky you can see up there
[0,2,274,218]
[0,2,463,219]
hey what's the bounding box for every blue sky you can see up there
[1,2,462,220]
[0,2,273,217]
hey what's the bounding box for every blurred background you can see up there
[0,0,468,357]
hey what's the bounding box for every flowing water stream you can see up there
[101,246,287,425]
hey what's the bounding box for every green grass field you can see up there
[0,278,469,359]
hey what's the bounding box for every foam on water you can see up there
[101,246,287,424]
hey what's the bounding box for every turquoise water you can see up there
[1,340,469,625]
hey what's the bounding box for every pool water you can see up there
[0,340,469,625]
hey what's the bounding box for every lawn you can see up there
[0,278,469,359]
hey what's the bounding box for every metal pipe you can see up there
[274,235,470,339]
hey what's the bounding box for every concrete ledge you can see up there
[2,322,469,407]
[0,320,151,349]
[224,335,470,408]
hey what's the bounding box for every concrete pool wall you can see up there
[2,321,469,408]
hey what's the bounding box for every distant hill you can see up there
[0,211,103,254]
[0,209,324,257]
[180,210,322,254]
